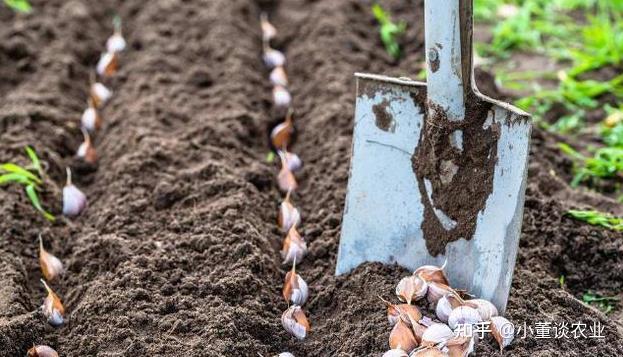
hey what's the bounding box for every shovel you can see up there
[336,0,531,312]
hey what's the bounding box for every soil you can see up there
[0,0,622,356]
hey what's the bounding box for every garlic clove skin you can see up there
[270,110,294,150]
[40,279,65,328]
[490,316,514,352]
[273,85,292,108]
[90,82,113,107]
[445,334,475,357]
[421,323,453,346]
[278,192,301,232]
[96,52,118,77]
[426,281,454,305]
[447,306,482,330]
[281,227,307,265]
[62,168,87,217]
[389,319,418,353]
[76,129,97,164]
[39,236,64,282]
[464,299,498,321]
[281,305,310,340]
[396,275,428,305]
[410,347,447,357]
[263,47,286,68]
[382,349,409,357]
[27,345,59,357]
[106,33,126,53]
[415,263,449,286]
[270,66,289,87]
[283,263,309,306]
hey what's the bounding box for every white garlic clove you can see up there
[278,191,301,232]
[281,305,310,340]
[27,345,59,357]
[270,66,289,87]
[421,323,453,346]
[263,47,286,68]
[260,13,277,42]
[283,261,309,306]
[62,168,87,217]
[464,299,498,321]
[426,281,453,305]
[90,82,113,107]
[277,354,295,357]
[277,164,298,193]
[96,52,118,77]
[40,279,65,328]
[282,151,302,172]
[396,275,427,305]
[490,316,514,352]
[281,226,307,264]
[81,104,101,133]
[445,335,475,357]
[389,319,418,353]
[106,33,126,53]
[415,263,449,285]
[76,128,97,164]
[273,85,292,108]
[410,346,447,357]
[435,294,453,323]
[39,235,64,282]
[447,306,482,330]
[382,348,409,357]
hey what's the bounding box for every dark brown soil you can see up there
[0,0,622,356]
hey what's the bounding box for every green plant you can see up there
[0,147,54,221]
[582,292,619,314]
[567,209,623,231]
[559,143,623,186]
[3,0,31,13]
[600,106,623,147]
[371,3,406,60]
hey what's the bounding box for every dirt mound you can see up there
[0,0,621,356]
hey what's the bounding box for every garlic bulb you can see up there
[447,306,482,330]
[464,299,498,321]
[27,345,59,357]
[382,349,409,357]
[426,281,454,305]
[277,155,298,193]
[278,190,301,232]
[40,279,64,328]
[283,259,309,306]
[410,347,446,357]
[389,319,418,353]
[281,226,307,264]
[39,235,64,282]
[90,82,112,107]
[62,167,87,217]
[395,275,427,305]
[490,316,514,352]
[260,12,277,43]
[273,85,292,108]
[270,66,289,87]
[280,151,302,172]
[271,110,294,150]
[281,305,310,340]
[263,47,286,68]
[421,323,453,346]
[415,263,449,285]
[76,128,97,164]
[96,52,118,77]
[81,99,101,133]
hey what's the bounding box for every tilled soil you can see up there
[0,0,622,356]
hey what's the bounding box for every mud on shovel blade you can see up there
[336,0,531,312]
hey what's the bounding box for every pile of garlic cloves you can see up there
[259,13,309,350]
[382,264,515,356]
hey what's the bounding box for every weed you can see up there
[371,3,406,60]
[567,209,623,231]
[0,147,54,222]
[3,0,31,13]
[582,292,619,314]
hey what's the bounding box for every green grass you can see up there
[3,0,31,13]
[559,142,623,186]
[567,209,623,231]
[0,147,54,222]
[371,3,406,60]
[582,292,620,314]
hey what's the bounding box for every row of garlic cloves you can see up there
[383,264,515,356]
[260,12,310,347]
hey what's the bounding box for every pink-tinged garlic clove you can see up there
[263,47,286,68]
[281,305,310,340]
[270,66,289,87]
[62,168,87,217]
[273,85,292,108]
[447,306,482,330]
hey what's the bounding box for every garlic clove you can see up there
[76,128,97,164]
[90,82,113,107]
[421,323,453,346]
[426,281,454,305]
[280,151,302,172]
[260,12,277,42]
[435,295,453,323]
[263,47,286,68]
[490,316,514,352]
[464,299,498,321]
[410,346,447,357]
[382,349,409,357]
[281,305,310,340]
[270,66,289,87]
[270,109,295,150]
[283,259,309,306]
[106,16,126,53]
[81,99,102,133]
[96,52,118,77]
[62,167,87,217]
[278,190,301,232]
[273,85,292,108]
[445,334,475,357]
[277,155,298,193]
[277,354,295,357]
[281,226,307,265]
[39,235,64,282]
[389,319,418,353]
[27,345,59,357]
[40,279,65,328]
[415,263,449,286]
[386,303,422,327]
[396,275,427,305]
[447,306,482,330]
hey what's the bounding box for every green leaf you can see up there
[0,163,41,184]
[266,151,276,163]
[25,184,55,222]
[0,173,36,186]
[4,0,31,13]
[25,146,42,177]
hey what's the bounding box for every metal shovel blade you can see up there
[336,0,531,312]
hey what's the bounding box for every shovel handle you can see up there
[424,0,474,121]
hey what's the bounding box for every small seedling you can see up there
[582,292,619,314]
[567,209,623,231]
[559,275,565,289]
[372,3,406,60]
[3,0,31,13]
[558,143,623,186]
[0,146,55,222]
